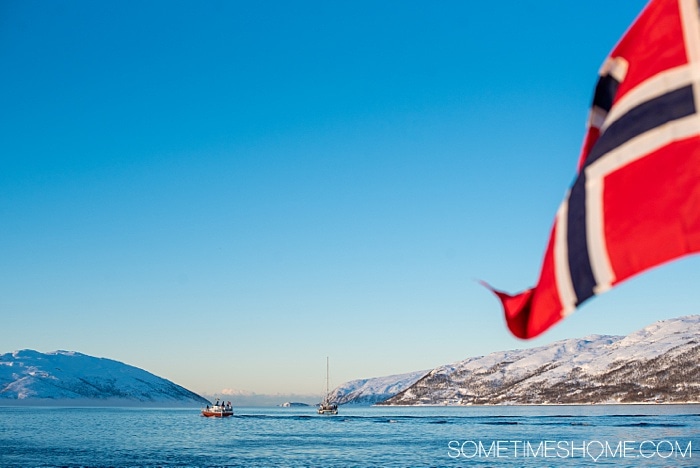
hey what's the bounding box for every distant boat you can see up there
[201,400,233,418]
[317,357,338,415]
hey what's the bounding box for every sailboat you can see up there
[317,357,338,415]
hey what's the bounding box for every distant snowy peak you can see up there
[329,370,429,405]
[0,349,208,405]
[382,315,700,405]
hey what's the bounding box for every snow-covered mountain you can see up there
[383,315,700,405]
[0,350,209,406]
[331,315,700,406]
[328,370,428,405]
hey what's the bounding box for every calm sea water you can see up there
[1,404,698,467]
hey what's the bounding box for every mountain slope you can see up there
[328,369,428,405]
[0,350,209,406]
[380,315,700,405]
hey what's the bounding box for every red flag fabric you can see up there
[491,0,700,339]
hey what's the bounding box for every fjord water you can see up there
[1,405,698,467]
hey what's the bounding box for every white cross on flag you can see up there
[488,0,700,338]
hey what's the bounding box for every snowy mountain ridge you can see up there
[0,349,208,406]
[331,315,700,406]
[328,369,429,405]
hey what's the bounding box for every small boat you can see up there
[318,400,338,415]
[318,357,338,415]
[202,401,234,418]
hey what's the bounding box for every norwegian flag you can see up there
[489,0,700,339]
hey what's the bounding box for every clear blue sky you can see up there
[5,0,693,399]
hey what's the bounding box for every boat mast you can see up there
[325,356,330,398]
